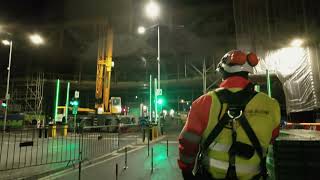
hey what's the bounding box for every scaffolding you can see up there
[10,73,45,117]
[24,73,45,116]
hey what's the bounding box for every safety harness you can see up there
[193,84,267,180]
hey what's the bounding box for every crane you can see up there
[94,24,121,125]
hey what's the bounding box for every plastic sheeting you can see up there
[254,47,320,113]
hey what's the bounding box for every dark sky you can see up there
[0,0,235,81]
[0,0,320,82]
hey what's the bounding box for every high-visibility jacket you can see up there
[178,76,280,179]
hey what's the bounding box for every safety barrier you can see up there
[0,124,144,173]
[0,127,81,171]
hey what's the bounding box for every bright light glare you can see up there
[2,40,10,46]
[29,34,44,45]
[137,26,146,34]
[264,47,306,77]
[290,39,303,47]
[180,99,185,103]
[162,110,167,116]
[169,109,175,116]
[145,1,160,19]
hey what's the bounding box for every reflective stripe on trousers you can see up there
[209,158,260,174]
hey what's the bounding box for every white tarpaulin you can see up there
[254,47,320,113]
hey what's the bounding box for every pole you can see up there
[154,78,158,124]
[116,163,118,180]
[149,75,152,122]
[54,79,60,124]
[78,132,82,180]
[147,134,150,156]
[124,147,128,169]
[266,70,272,97]
[74,114,77,134]
[3,41,12,132]
[167,139,169,157]
[157,25,160,89]
[151,147,154,173]
[65,82,70,122]
[203,58,206,94]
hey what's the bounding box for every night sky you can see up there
[0,0,320,112]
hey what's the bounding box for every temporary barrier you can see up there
[0,124,142,173]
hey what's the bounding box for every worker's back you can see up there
[178,50,280,180]
[202,89,280,179]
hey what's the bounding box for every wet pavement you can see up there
[41,133,183,180]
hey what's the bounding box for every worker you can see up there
[178,50,280,180]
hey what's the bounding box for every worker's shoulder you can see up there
[254,92,279,105]
[192,92,213,106]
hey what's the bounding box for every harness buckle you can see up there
[227,110,243,119]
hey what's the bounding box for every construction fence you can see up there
[0,124,148,173]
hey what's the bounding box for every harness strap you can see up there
[226,118,238,179]
[201,105,231,150]
[192,106,231,176]
[194,83,264,180]
[216,85,257,180]
[238,115,267,180]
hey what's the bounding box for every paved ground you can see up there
[41,133,183,180]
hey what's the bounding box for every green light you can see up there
[157,96,165,105]
[73,100,79,106]
[1,103,7,107]
[157,98,163,105]
[70,100,79,106]
[65,82,70,123]
[54,79,60,123]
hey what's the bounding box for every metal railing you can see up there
[0,124,142,172]
[0,127,81,171]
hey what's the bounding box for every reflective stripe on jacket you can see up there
[202,89,280,179]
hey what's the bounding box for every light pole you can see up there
[2,40,12,132]
[145,1,161,89]
[138,24,160,123]
[138,1,161,125]
[2,33,44,131]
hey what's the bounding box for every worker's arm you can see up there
[178,94,212,178]
[270,99,281,144]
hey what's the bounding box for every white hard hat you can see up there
[219,61,254,73]
[216,50,259,74]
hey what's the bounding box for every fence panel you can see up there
[0,124,142,172]
[0,127,81,171]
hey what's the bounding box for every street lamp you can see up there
[29,34,44,45]
[145,1,160,19]
[2,40,10,46]
[2,39,12,131]
[290,38,303,47]
[138,26,146,34]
